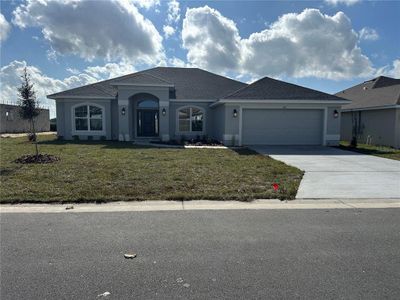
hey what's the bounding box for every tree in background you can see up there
[18,67,40,158]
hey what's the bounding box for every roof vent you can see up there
[363,86,368,90]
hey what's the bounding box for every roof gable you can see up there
[48,67,246,100]
[224,76,346,101]
[336,76,400,109]
[110,72,173,86]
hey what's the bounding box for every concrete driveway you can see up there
[251,146,400,199]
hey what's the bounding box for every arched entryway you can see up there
[131,93,159,137]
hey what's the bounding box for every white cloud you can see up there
[0,13,11,42]
[182,6,242,72]
[66,68,80,75]
[46,48,58,63]
[132,0,160,10]
[182,7,373,80]
[12,0,165,65]
[0,60,137,118]
[163,25,176,38]
[359,27,379,41]
[167,0,180,24]
[0,60,97,117]
[167,57,190,67]
[375,59,400,78]
[83,62,135,80]
[324,0,360,6]
[163,0,180,39]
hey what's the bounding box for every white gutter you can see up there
[342,104,400,112]
[209,98,350,107]
[47,95,116,100]
[109,83,174,87]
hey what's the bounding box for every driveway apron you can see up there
[251,146,400,199]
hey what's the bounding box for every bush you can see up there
[28,133,37,142]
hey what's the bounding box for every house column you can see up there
[159,100,170,141]
[118,98,130,141]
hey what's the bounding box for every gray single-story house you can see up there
[47,67,349,146]
[337,76,400,149]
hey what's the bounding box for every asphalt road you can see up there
[1,209,400,299]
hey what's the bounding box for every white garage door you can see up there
[242,109,323,145]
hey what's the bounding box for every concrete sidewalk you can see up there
[1,199,399,213]
[1,132,55,138]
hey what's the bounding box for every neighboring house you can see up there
[47,67,348,146]
[337,76,400,149]
[0,103,50,133]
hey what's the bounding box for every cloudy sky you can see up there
[1,0,399,117]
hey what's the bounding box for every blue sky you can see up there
[1,0,399,117]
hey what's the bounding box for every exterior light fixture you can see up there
[162,107,166,116]
[233,109,238,118]
[333,109,339,119]
[121,107,126,116]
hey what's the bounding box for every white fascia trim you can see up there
[110,83,174,87]
[210,99,350,107]
[48,95,115,100]
[342,104,400,112]
[170,99,215,103]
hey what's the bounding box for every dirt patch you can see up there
[14,154,60,164]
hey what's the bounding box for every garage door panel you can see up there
[242,109,323,145]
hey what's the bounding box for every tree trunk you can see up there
[31,118,39,159]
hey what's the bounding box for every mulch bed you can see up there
[14,154,60,164]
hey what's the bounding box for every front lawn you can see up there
[339,141,400,161]
[0,135,303,203]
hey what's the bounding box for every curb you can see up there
[1,199,399,213]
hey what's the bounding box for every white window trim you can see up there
[176,106,206,134]
[71,103,106,135]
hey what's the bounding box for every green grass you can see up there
[0,135,303,203]
[338,141,400,161]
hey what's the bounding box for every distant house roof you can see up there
[48,67,247,100]
[223,76,347,101]
[336,76,400,110]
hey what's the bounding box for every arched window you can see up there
[74,104,104,131]
[178,107,204,132]
[137,99,158,109]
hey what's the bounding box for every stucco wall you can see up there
[341,108,399,148]
[209,104,225,142]
[117,86,170,141]
[0,104,50,133]
[55,99,113,140]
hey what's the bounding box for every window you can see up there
[74,104,103,131]
[178,107,204,132]
[137,99,158,109]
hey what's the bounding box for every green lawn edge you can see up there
[0,136,303,203]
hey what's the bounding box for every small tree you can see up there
[18,67,40,158]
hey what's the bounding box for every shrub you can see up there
[28,133,37,142]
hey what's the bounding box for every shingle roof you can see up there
[223,76,347,101]
[48,67,247,100]
[336,76,400,110]
[110,72,173,86]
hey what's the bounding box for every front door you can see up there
[137,110,158,137]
